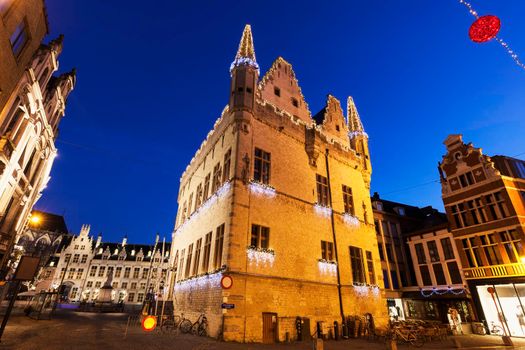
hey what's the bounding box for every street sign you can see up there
[14,256,40,281]
[142,315,157,332]
[221,303,235,309]
[221,275,233,289]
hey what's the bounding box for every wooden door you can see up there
[262,312,277,343]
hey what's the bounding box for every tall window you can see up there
[10,20,28,57]
[89,266,97,277]
[349,246,365,283]
[316,174,329,206]
[124,267,130,278]
[447,261,462,284]
[251,224,269,249]
[98,266,106,277]
[385,243,394,262]
[203,173,211,200]
[458,171,475,188]
[321,241,334,261]
[462,238,483,267]
[188,193,194,215]
[133,267,140,279]
[427,241,440,262]
[440,238,455,260]
[211,163,222,193]
[223,149,231,183]
[115,267,122,278]
[500,230,524,263]
[76,269,84,279]
[467,199,487,225]
[419,265,432,285]
[73,254,80,263]
[81,254,88,264]
[254,148,271,184]
[185,244,193,278]
[366,251,375,284]
[202,232,212,272]
[432,264,446,285]
[480,234,503,265]
[213,224,225,269]
[178,249,185,280]
[193,238,202,276]
[342,185,354,215]
[142,268,149,279]
[195,183,203,211]
[415,243,426,264]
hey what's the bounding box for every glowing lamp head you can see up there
[142,315,157,332]
[469,15,501,43]
[30,215,41,225]
[520,257,525,264]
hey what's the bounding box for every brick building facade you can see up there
[168,25,387,343]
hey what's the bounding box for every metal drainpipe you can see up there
[324,149,346,330]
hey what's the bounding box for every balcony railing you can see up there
[463,262,525,280]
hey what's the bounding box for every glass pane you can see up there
[494,284,525,337]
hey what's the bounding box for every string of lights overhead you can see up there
[458,0,525,70]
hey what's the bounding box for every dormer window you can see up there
[376,202,383,211]
[398,207,405,216]
[274,87,280,97]
[137,256,143,262]
[291,97,298,107]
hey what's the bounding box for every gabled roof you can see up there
[92,241,172,262]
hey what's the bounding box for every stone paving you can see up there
[2,309,525,350]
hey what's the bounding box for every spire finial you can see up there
[347,96,368,139]
[230,24,259,74]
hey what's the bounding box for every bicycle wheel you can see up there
[161,320,175,333]
[409,335,425,348]
[492,326,503,336]
[180,319,192,334]
[198,322,208,337]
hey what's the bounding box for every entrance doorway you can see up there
[262,312,278,343]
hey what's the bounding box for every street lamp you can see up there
[29,214,41,225]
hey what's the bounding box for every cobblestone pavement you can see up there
[2,309,525,350]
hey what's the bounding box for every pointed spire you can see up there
[347,96,368,138]
[230,24,259,75]
[48,34,64,54]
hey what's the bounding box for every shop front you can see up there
[472,280,525,337]
[401,291,474,324]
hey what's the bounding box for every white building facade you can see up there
[41,225,171,306]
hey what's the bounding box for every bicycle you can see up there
[190,313,208,336]
[389,326,425,348]
[160,313,193,334]
[489,321,504,336]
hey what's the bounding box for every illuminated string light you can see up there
[174,181,232,237]
[420,287,466,298]
[342,213,360,227]
[314,203,332,218]
[352,282,381,297]
[458,0,525,70]
[175,270,223,291]
[318,259,337,275]
[248,180,276,197]
[247,246,275,266]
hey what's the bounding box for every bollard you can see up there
[387,339,397,350]
[285,331,290,343]
[334,321,339,341]
[314,338,324,350]
[502,336,513,346]
[452,338,462,348]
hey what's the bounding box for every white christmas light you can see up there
[318,260,337,275]
[175,181,232,237]
[247,247,275,266]
[342,213,360,227]
[249,180,276,197]
[175,271,222,292]
[349,130,369,139]
[230,57,260,75]
[314,203,332,218]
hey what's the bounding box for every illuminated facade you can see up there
[41,225,170,306]
[169,25,387,343]
[439,134,525,337]
[0,0,75,275]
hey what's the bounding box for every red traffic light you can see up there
[142,315,157,332]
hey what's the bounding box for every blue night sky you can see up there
[37,0,525,243]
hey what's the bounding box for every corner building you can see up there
[439,134,525,337]
[169,25,387,343]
